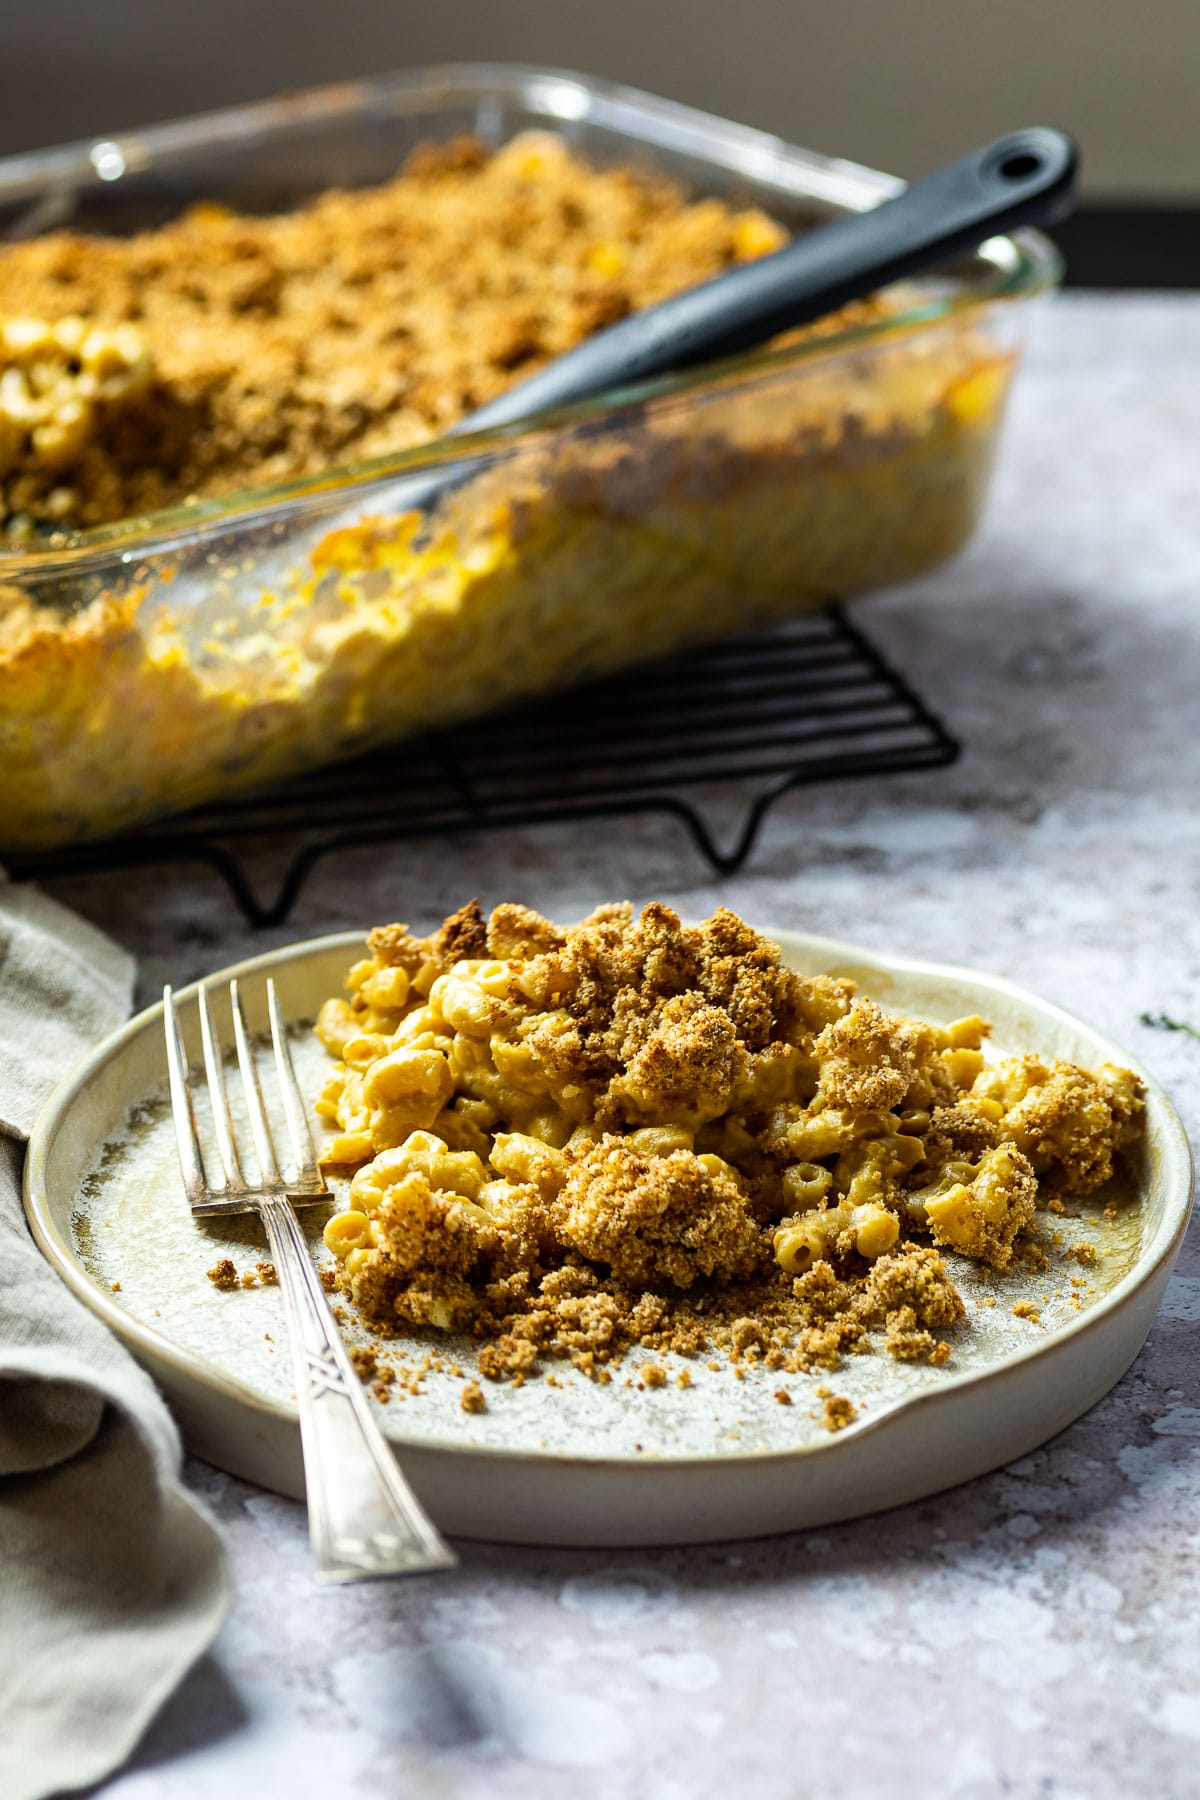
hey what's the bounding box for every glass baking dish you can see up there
[0,65,1059,854]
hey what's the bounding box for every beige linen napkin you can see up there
[0,883,227,1800]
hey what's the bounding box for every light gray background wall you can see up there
[3,0,1196,199]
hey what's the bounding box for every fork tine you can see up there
[230,979,279,1188]
[267,977,323,1182]
[197,981,242,1195]
[163,985,207,1207]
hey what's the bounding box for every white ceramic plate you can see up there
[25,928,1193,1547]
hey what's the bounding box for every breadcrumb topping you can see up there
[314,901,1143,1390]
[0,132,882,534]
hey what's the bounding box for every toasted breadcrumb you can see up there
[460,1380,487,1415]
[822,1396,857,1432]
[554,1139,761,1287]
[774,1388,793,1406]
[815,999,923,1113]
[921,1145,1038,1269]
[206,1258,238,1290]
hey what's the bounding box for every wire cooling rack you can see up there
[10,606,958,927]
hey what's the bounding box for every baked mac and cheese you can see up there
[0,135,1011,853]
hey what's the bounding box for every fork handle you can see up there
[258,1199,456,1580]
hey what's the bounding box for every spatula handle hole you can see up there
[995,150,1043,181]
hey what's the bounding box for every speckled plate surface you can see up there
[24,928,1193,1546]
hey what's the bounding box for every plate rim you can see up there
[23,923,1195,1472]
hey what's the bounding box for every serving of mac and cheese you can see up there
[313,902,1143,1385]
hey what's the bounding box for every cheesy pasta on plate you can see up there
[313,902,1142,1382]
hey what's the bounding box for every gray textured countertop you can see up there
[57,294,1199,1799]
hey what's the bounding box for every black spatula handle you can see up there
[463,126,1077,433]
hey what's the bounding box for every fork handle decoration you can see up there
[164,977,454,1582]
[258,1196,456,1580]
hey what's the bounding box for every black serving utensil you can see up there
[455,125,1077,435]
[343,125,1076,525]
[22,128,1076,551]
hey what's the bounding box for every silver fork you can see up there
[163,976,455,1581]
